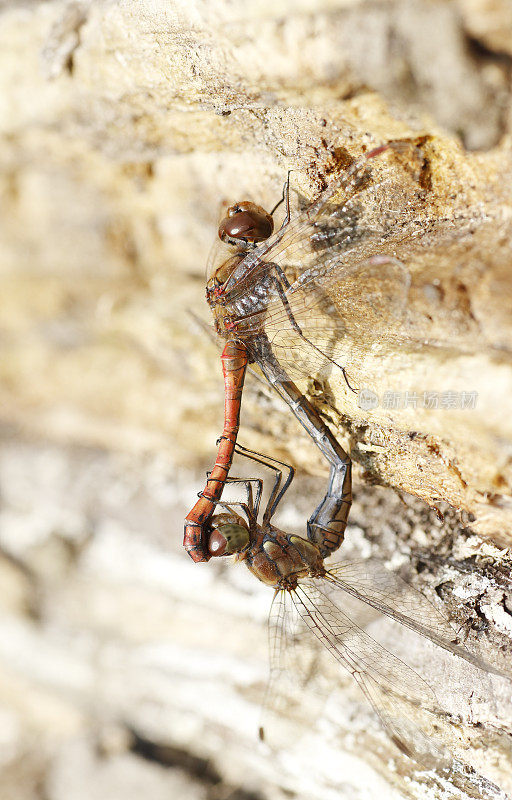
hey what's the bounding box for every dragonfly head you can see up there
[208,512,250,557]
[218,201,273,247]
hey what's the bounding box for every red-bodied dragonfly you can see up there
[184,137,464,563]
[205,443,507,779]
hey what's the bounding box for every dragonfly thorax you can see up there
[210,277,273,340]
[245,531,325,588]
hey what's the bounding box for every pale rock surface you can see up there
[1,2,512,799]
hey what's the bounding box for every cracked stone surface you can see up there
[1,1,512,798]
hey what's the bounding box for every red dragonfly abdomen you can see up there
[183,340,248,562]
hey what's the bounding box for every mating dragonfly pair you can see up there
[183,139,501,771]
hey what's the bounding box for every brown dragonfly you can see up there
[205,443,508,789]
[184,138,464,563]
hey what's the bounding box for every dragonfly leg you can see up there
[255,341,352,558]
[269,170,293,226]
[233,443,295,524]
[215,473,263,522]
[269,266,357,393]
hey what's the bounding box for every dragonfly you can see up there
[183,136,464,563]
[205,443,508,779]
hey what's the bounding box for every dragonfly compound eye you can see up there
[218,201,273,244]
[208,522,250,556]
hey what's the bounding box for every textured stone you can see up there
[1,1,512,798]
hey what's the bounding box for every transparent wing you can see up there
[291,581,454,770]
[221,139,430,298]
[294,581,435,707]
[213,140,479,385]
[261,578,450,767]
[259,589,330,747]
[262,255,411,383]
[325,559,512,679]
[259,583,507,795]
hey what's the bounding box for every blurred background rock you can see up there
[1,1,512,798]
